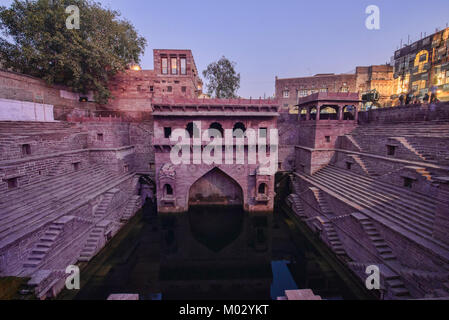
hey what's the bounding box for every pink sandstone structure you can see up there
[0,47,449,300]
[152,97,279,213]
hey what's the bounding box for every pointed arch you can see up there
[188,167,244,208]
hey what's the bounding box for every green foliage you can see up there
[0,0,146,104]
[202,56,240,99]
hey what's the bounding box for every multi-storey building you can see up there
[108,49,204,113]
[393,27,449,102]
[275,73,357,113]
[276,65,395,113]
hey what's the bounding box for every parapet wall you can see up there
[0,69,98,120]
[359,102,449,124]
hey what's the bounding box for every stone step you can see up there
[0,159,101,197]
[0,165,109,215]
[391,287,410,297]
[28,253,45,261]
[325,165,438,210]
[0,170,122,230]
[0,165,109,208]
[32,247,50,255]
[388,279,405,288]
[296,173,439,250]
[311,171,434,234]
[315,169,436,219]
[36,243,52,249]
[378,247,392,254]
[319,166,437,219]
[40,235,58,242]
[381,253,397,260]
[0,173,132,247]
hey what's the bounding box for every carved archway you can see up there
[188,167,244,208]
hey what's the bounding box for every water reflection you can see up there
[160,206,272,300]
[62,200,368,300]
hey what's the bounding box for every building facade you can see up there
[356,65,394,108]
[152,97,279,214]
[393,27,449,102]
[107,49,203,113]
[276,66,394,113]
[275,73,357,113]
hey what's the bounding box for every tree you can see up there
[0,0,146,104]
[202,56,240,99]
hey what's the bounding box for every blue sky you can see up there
[1,0,449,97]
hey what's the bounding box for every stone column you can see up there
[316,104,321,121]
[354,104,359,123]
[306,106,311,121]
[338,104,344,121]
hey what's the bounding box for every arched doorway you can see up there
[187,168,245,252]
[188,168,243,207]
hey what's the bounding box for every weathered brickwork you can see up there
[107,49,203,113]
[153,98,279,213]
[0,119,145,298]
[288,101,449,299]
[0,70,98,120]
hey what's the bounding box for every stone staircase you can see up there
[0,164,133,251]
[23,217,74,269]
[0,121,79,135]
[295,166,446,253]
[311,188,333,215]
[78,227,104,262]
[348,262,411,299]
[345,134,363,151]
[354,213,396,261]
[405,140,449,165]
[290,176,301,194]
[286,194,306,219]
[322,221,348,259]
[121,195,141,222]
[350,154,378,177]
[406,166,435,182]
[393,137,431,162]
[94,190,118,218]
[350,121,449,138]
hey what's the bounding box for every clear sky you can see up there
[1,0,449,98]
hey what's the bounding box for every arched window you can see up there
[233,122,246,137]
[209,122,224,137]
[258,183,268,195]
[320,106,338,120]
[186,122,200,138]
[164,184,173,196]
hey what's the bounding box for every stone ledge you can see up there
[0,146,135,167]
[295,145,449,171]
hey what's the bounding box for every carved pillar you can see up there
[306,106,311,121]
[316,104,321,121]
